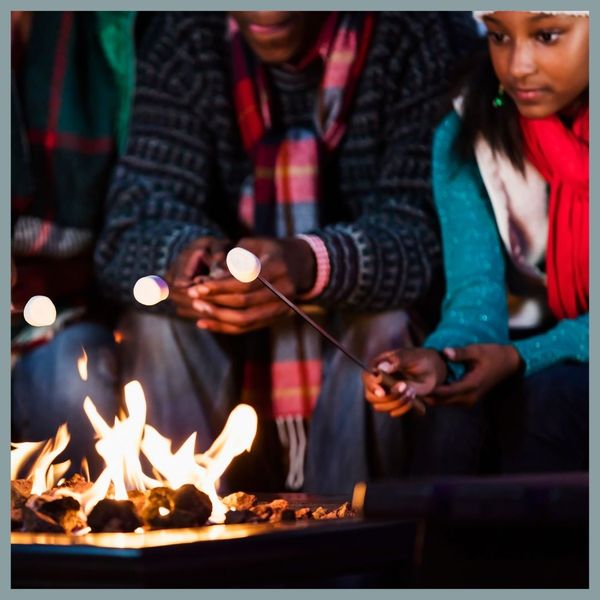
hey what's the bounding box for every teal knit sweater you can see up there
[424,112,588,377]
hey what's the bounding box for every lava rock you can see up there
[222,491,257,511]
[224,509,253,524]
[11,479,32,510]
[88,498,143,533]
[20,494,85,534]
[281,509,296,522]
[22,505,64,533]
[56,473,93,495]
[295,507,313,520]
[140,485,212,530]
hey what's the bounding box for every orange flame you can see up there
[12,355,258,525]
[81,380,257,521]
[77,347,88,381]
[27,424,71,495]
[11,440,44,480]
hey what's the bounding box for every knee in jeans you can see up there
[518,363,589,421]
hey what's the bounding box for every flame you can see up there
[12,356,258,526]
[202,404,258,480]
[113,330,123,344]
[80,457,90,482]
[77,347,88,381]
[11,441,44,480]
[79,380,257,522]
[82,381,162,510]
[51,460,72,485]
[28,424,71,495]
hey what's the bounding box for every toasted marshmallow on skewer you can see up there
[23,295,57,327]
[226,247,262,283]
[133,275,169,306]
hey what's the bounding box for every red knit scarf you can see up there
[519,105,589,319]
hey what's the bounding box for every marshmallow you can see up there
[133,275,170,306]
[23,295,57,327]
[226,247,262,283]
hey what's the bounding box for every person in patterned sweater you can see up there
[11,11,136,477]
[95,11,478,494]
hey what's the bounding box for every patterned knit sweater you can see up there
[95,11,477,311]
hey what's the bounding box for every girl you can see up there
[363,11,589,473]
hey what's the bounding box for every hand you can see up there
[167,236,231,288]
[167,236,231,320]
[428,344,523,407]
[181,236,316,334]
[362,348,447,417]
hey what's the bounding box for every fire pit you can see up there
[11,364,416,588]
[12,491,418,588]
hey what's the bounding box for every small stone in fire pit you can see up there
[310,502,356,520]
[22,506,65,533]
[222,491,257,511]
[139,487,173,528]
[140,485,212,530]
[281,509,296,522]
[313,506,347,520]
[11,508,24,531]
[245,499,291,524]
[22,494,85,534]
[295,507,313,520]
[127,489,147,514]
[173,484,211,514]
[56,473,93,495]
[88,498,143,533]
[224,509,253,524]
[335,501,355,519]
[11,479,33,511]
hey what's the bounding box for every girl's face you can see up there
[483,12,589,118]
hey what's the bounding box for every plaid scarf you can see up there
[230,12,374,488]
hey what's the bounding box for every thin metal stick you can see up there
[257,273,427,416]
[257,274,371,372]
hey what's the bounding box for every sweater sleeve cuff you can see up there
[295,234,331,301]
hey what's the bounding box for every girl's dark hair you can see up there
[451,37,525,172]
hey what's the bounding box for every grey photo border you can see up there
[1,0,594,597]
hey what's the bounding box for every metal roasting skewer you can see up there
[256,274,427,416]
[258,274,370,372]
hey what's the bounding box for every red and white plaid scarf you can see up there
[230,12,374,487]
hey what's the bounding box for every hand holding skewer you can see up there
[363,348,449,417]
[166,237,313,334]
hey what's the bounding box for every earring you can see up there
[492,84,505,108]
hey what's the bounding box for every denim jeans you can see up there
[12,322,119,478]
[491,362,589,473]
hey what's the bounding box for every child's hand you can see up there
[428,344,523,406]
[362,348,447,417]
